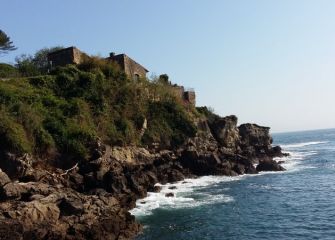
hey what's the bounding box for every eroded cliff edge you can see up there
[0,62,288,239]
[0,114,287,240]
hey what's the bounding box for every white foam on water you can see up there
[130,148,318,217]
[280,141,328,149]
[130,175,240,216]
[272,149,317,172]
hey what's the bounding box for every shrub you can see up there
[143,100,197,148]
[0,63,19,78]
[0,63,198,164]
[0,108,31,153]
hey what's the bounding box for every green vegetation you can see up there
[0,57,197,164]
[15,46,64,76]
[0,30,17,55]
[0,63,19,78]
[196,106,220,124]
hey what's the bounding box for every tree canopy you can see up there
[15,46,63,76]
[0,30,17,55]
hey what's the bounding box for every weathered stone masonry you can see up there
[48,46,196,106]
[108,52,148,80]
[47,47,148,81]
[47,47,82,68]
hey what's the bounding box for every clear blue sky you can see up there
[1,0,335,133]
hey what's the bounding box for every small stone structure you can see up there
[171,85,196,106]
[47,47,148,80]
[47,47,195,105]
[184,89,196,106]
[47,47,82,68]
[107,52,148,80]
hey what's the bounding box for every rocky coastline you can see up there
[0,115,287,240]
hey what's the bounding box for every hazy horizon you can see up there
[1,0,334,132]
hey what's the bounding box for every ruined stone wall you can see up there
[72,48,82,64]
[184,91,196,106]
[171,85,185,99]
[123,55,147,80]
[48,47,82,67]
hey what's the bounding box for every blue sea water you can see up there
[131,129,335,240]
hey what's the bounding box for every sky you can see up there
[1,0,335,133]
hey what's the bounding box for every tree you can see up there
[0,30,17,55]
[15,54,40,77]
[15,46,63,76]
[158,74,170,85]
[32,46,63,73]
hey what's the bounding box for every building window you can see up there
[134,73,140,81]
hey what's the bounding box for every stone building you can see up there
[47,47,83,68]
[183,89,196,106]
[107,53,148,80]
[171,85,196,106]
[47,47,148,80]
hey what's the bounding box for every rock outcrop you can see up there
[0,115,286,239]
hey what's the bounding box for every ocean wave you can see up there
[129,175,239,216]
[280,141,328,149]
[271,149,317,173]
[131,149,316,217]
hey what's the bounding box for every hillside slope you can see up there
[0,61,286,239]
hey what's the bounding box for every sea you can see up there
[130,128,335,240]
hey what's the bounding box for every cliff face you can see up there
[0,114,286,239]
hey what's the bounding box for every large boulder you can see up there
[256,160,285,172]
[0,153,33,179]
[179,149,222,175]
[0,169,10,187]
[209,115,240,150]
[238,124,272,157]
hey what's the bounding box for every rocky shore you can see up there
[0,115,286,240]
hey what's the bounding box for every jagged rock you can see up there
[58,196,84,216]
[269,146,289,158]
[152,185,162,192]
[233,164,246,175]
[0,219,23,240]
[179,150,223,175]
[209,115,240,150]
[239,124,272,146]
[256,160,285,172]
[0,169,10,187]
[1,182,26,200]
[15,201,60,226]
[0,153,33,179]
[165,192,174,197]
[238,124,273,157]
[0,112,287,239]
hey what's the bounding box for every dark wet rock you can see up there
[256,160,285,172]
[0,113,287,239]
[0,169,10,187]
[58,196,84,216]
[0,219,23,240]
[179,150,221,175]
[239,124,272,147]
[0,182,26,200]
[165,192,174,197]
[0,153,33,179]
[233,163,246,175]
[209,115,240,150]
[152,185,162,192]
[268,145,288,158]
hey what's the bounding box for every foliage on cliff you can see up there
[0,59,196,162]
